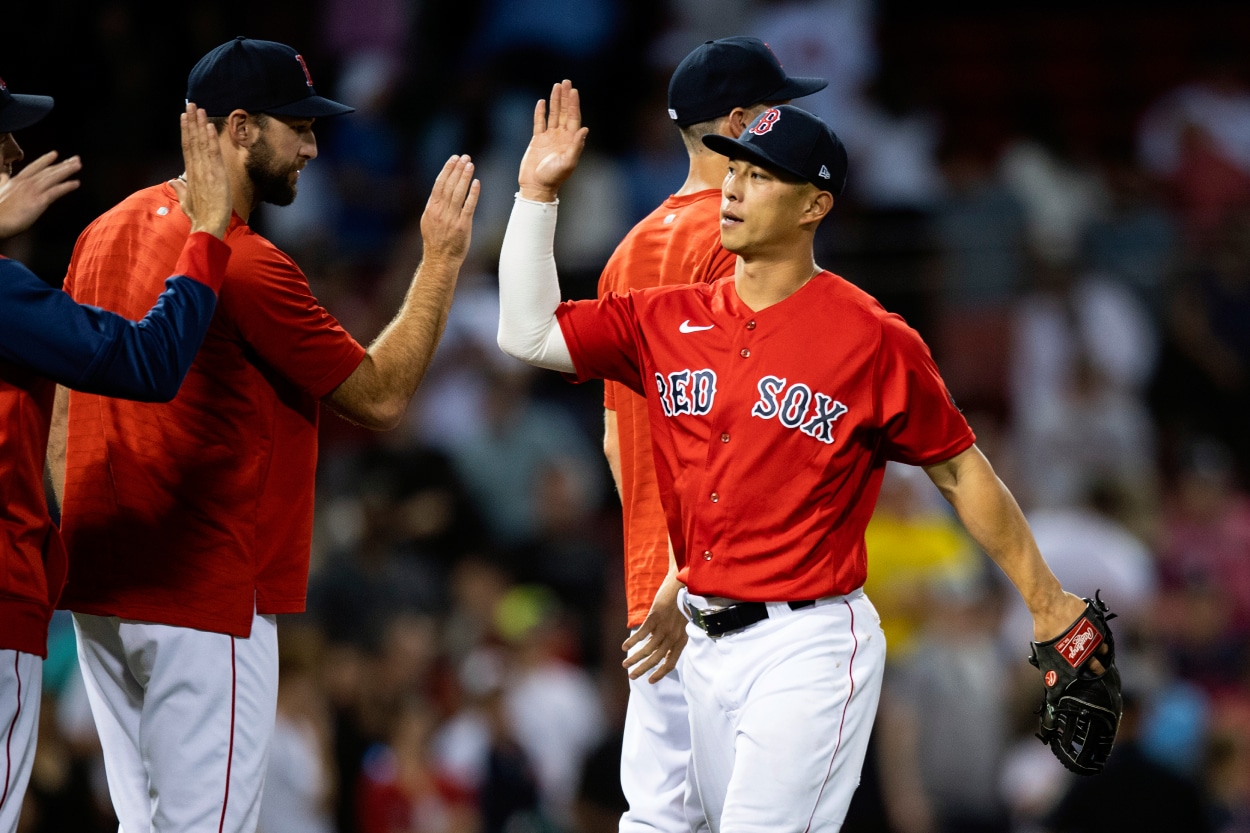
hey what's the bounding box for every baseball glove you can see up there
[1027,591,1123,776]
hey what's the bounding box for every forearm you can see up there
[0,234,224,401]
[497,195,574,372]
[47,385,69,509]
[326,254,460,430]
[924,446,1065,619]
[603,408,623,499]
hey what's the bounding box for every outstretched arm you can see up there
[923,446,1095,645]
[497,80,588,372]
[0,104,231,401]
[325,154,480,430]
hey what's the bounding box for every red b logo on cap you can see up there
[749,108,781,136]
[295,54,314,87]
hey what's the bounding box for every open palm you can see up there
[518,79,589,202]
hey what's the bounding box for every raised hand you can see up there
[0,150,82,239]
[420,154,480,265]
[518,79,589,203]
[172,103,232,240]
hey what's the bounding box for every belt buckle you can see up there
[687,603,710,633]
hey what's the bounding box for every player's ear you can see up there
[800,188,834,227]
[725,107,754,139]
[224,110,257,148]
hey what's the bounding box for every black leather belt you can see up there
[687,599,816,638]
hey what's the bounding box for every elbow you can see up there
[358,397,407,432]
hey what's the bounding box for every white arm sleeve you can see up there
[497,195,576,373]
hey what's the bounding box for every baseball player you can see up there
[0,82,232,833]
[497,82,1099,832]
[601,37,825,833]
[48,38,478,833]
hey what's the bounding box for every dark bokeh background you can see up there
[6,2,1250,832]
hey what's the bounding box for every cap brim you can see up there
[265,95,355,119]
[766,76,828,103]
[0,94,54,132]
[702,133,811,185]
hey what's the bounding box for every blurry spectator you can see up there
[356,697,478,833]
[433,647,547,833]
[1156,438,1250,690]
[1152,208,1250,479]
[1206,700,1250,833]
[877,578,1013,833]
[746,0,878,127]
[930,139,1028,414]
[862,462,981,663]
[447,364,605,552]
[1009,259,1158,512]
[496,586,607,828]
[18,693,112,833]
[1083,150,1180,323]
[1041,693,1214,833]
[1138,41,1250,247]
[260,655,338,833]
[1001,480,1158,652]
[998,101,1108,268]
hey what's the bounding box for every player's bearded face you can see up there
[245,131,300,207]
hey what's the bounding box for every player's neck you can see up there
[733,255,822,311]
[674,154,728,197]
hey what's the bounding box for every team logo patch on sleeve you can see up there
[751,375,847,444]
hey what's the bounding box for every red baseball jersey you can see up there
[59,182,367,637]
[558,272,975,601]
[598,189,737,626]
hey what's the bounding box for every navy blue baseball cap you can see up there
[187,37,354,119]
[667,37,827,127]
[703,105,848,195]
[0,77,54,132]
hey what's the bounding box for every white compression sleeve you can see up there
[497,195,576,373]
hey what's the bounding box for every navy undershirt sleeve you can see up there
[0,258,217,401]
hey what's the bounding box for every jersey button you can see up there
[710,492,719,503]
[746,320,756,330]
[702,550,713,561]
[739,348,750,358]
[720,433,730,443]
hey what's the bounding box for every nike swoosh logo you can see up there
[679,320,715,333]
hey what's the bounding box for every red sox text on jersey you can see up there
[655,369,848,445]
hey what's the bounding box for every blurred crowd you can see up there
[6,0,1250,831]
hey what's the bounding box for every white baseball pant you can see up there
[681,589,886,833]
[73,611,279,833]
[0,650,41,833]
[619,632,707,833]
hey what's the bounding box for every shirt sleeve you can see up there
[555,291,647,395]
[0,232,228,401]
[216,241,366,399]
[875,314,976,465]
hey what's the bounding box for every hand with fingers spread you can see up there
[170,103,232,240]
[420,154,481,266]
[518,79,590,203]
[622,571,689,683]
[0,151,82,239]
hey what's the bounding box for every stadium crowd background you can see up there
[6,0,1250,831]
